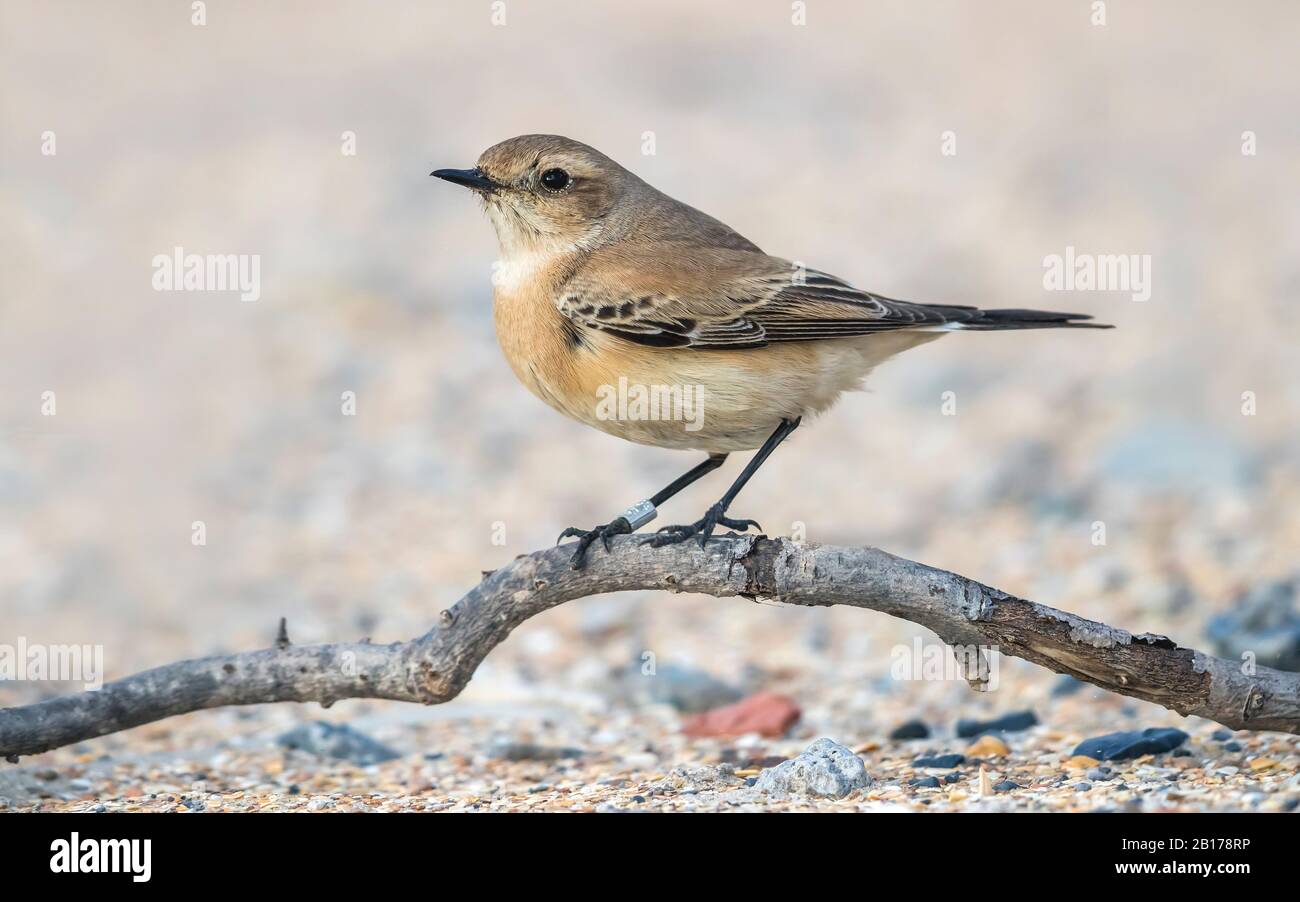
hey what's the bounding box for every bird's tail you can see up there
[927,306,1113,330]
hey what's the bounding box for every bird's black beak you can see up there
[430,167,496,192]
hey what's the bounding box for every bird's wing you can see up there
[556,244,970,350]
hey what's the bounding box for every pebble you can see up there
[993,780,1019,792]
[635,663,742,713]
[487,739,585,762]
[966,735,1010,758]
[1222,741,1243,753]
[913,754,965,769]
[276,722,400,766]
[889,719,930,740]
[680,691,801,738]
[909,776,942,788]
[1075,782,1093,792]
[754,738,871,800]
[1051,676,1086,698]
[955,710,1038,738]
[1065,755,1100,770]
[1205,574,1300,672]
[1086,768,1113,781]
[1072,728,1188,761]
[1211,729,1234,741]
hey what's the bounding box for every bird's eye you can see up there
[539,168,571,191]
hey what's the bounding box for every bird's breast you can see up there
[492,277,588,416]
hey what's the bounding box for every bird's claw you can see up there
[644,505,761,549]
[558,518,633,569]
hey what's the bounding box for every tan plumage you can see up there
[433,134,1110,563]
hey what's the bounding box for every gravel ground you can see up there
[6,706,1299,813]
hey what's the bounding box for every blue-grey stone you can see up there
[889,719,930,740]
[635,662,742,713]
[956,710,1038,738]
[1205,576,1300,672]
[487,739,585,762]
[1051,676,1086,698]
[1072,728,1188,761]
[277,721,399,765]
[913,753,965,769]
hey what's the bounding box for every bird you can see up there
[432,135,1110,568]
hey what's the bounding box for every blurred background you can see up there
[1,1,1297,809]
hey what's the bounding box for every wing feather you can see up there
[555,244,975,350]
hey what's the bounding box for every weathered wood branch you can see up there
[3,536,1297,760]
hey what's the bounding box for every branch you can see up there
[3,536,1298,760]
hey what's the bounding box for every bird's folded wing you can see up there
[556,244,966,350]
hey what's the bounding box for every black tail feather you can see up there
[957,308,1113,330]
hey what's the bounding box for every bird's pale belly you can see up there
[505,325,941,453]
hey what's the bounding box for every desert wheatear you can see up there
[433,135,1109,567]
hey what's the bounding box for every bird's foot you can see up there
[557,519,633,569]
[645,503,761,549]
[558,500,658,570]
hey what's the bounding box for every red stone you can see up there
[681,691,801,738]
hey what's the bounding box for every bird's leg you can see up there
[648,417,801,550]
[559,453,729,569]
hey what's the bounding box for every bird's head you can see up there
[432,134,632,257]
